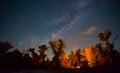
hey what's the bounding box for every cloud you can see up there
[84,26,97,35]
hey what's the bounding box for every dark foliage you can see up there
[0,31,120,73]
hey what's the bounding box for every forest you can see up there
[0,31,120,73]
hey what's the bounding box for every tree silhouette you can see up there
[0,31,120,72]
[0,42,13,55]
[75,49,83,67]
[96,31,117,65]
[28,48,38,57]
[0,42,14,69]
[97,31,111,43]
[38,45,48,63]
[38,44,48,68]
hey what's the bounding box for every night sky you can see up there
[0,0,120,55]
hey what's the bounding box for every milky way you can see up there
[0,0,120,55]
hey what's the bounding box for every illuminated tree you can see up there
[49,39,67,68]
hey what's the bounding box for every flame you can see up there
[27,38,113,69]
[60,46,110,69]
[59,51,68,68]
[84,46,96,67]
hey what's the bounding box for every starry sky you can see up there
[0,0,120,54]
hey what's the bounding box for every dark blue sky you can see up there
[0,0,120,54]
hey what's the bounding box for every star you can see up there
[19,42,23,45]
